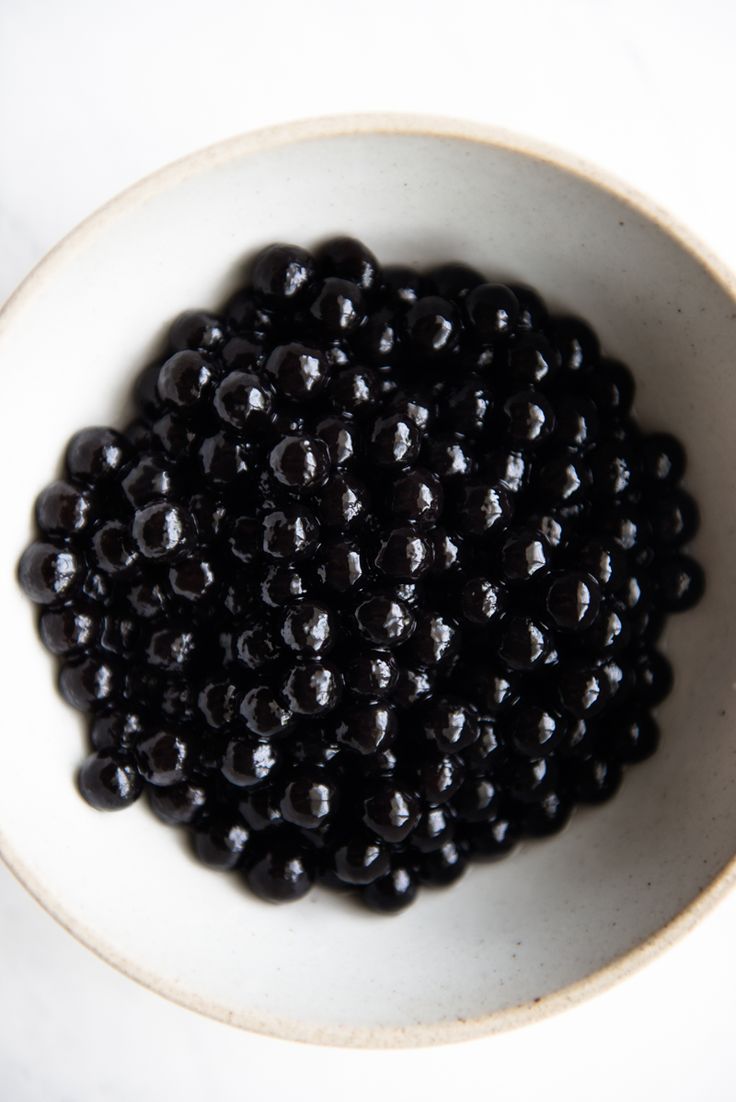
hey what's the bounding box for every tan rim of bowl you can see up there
[1,113,735,1049]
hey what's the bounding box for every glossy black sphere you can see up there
[250,242,316,303]
[79,751,142,810]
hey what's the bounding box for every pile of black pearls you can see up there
[19,237,704,913]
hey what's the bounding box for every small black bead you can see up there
[600,710,659,764]
[461,577,506,624]
[317,236,380,292]
[327,366,378,417]
[282,661,342,716]
[240,686,295,737]
[344,651,398,697]
[265,343,329,402]
[498,616,551,671]
[557,666,609,718]
[405,295,461,357]
[363,783,419,842]
[459,483,513,536]
[392,666,435,708]
[146,625,197,671]
[315,417,358,467]
[149,780,208,825]
[650,490,699,549]
[640,433,686,485]
[576,539,626,590]
[406,611,457,667]
[465,283,519,340]
[507,702,566,757]
[19,541,79,604]
[246,841,314,902]
[136,730,190,786]
[336,701,398,755]
[522,791,572,837]
[503,390,555,448]
[635,650,674,707]
[423,698,479,754]
[316,539,365,593]
[269,435,331,494]
[501,528,550,583]
[66,427,130,484]
[426,435,475,480]
[362,866,418,912]
[157,350,213,412]
[35,480,92,537]
[59,656,119,711]
[355,595,415,647]
[262,507,320,560]
[417,753,465,805]
[656,555,705,612]
[508,333,559,386]
[281,601,334,655]
[198,679,241,728]
[503,755,556,803]
[390,468,443,525]
[169,557,216,602]
[250,242,316,303]
[464,817,519,861]
[566,756,622,804]
[198,432,249,483]
[375,527,433,580]
[545,571,601,631]
[383,264,424,308]
[447,381,493,436]
[370,414,421,469]
[318,473,369,529]
[551,317,600,374]
[222,737,280,788]
[194,815,251,870]
[260,564,309,606]
[334,834,390,885]
[584,358,634,417]
[309,277,365,335]
[78,751,142,810]
[90,711,143,752]
[213,370,273,432]
[281,770,337,829]
[509,284,548,331]
[169,310,224,352]
[132,501,193,561]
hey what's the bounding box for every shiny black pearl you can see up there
[501,528,550,582]
[61,656,117,709]
[78,751,142,810]
[417,753,465,805]
[362,866,418,912]
[554,395,599,449]
[169,310,224,352]
[476,667,520,714]
[383,264,424,307]
[334,834,390,885]
[336,702,398,755]
[370,414,421,469]
[316,539,364,593]
[157,350,213,411]
[465,283,519,340]
[269,435,330,494]
[224,515,260,566]
[459,483,512,536]
[405,295,460,357]
[345,651,398,696]
[498,616,551,671]
[353,306,400,364]
[462,718,505,773]
[315,417,358,466]
[250,242,316,303]
[19,541,79,604]
[589,443,639,498]
[198,679,241,728]
[281,601,334,655]
[390,468,443,525]
[265,343,329,401]
[35,480,92,537]
[601,711,659,764]
[535,454,591,505]
[260,564,308,606]
[281,771,336,828]
[194,816,251,870]
[328,366,378,417]
[657,555,705,612]
[486,448,530,495]
[99,613,138,658]
[461,577,506,624]
[189,493,226,540]
[151,412,197,457]
[522,791,572,837]
[230,624,279,671]
[504,755,556,803]
[375,527,433,580]
[577,539,626,590]
[508,334,560,388]
[566,756,621,804]
[90,521,138,575]
[146,625,196,671]
[641,433,686,485]
[169,557,216,602]
[132,501,193,561]
[650,490,699,548]
[412,806,455,852]
[423,698,479,754]
[584,358,634,417]
[80,569,110,607]
[428,529,464,574]
[225,288,274,337]
[240,686,295,737]
[392,666,435,708]
[551,317,600,374]
[149,780,208,826]
[425,435,474,479]
[317,236,380,292]
[198,432,249,483]
[363,784,419,842]
[579,605,630,656]
[601,507,652,554]
[66,427,130,484]
[39,604,98,656]
[464,817,519,861]
[213,370,273,432]
[356,595,415,647]
[557,666,609,718]
[509,284,548,331]
[508,703,565,757]
[282,661,342,716]
[452,776,499,822]
[309,277,365,335]
[262,507,319,560]
[447,381,492,436]
[503,390,555,447]
[126,578,166,619]
[635,650,674,706]
[427,262,483,300]
[407,612,457,667]
[417,839,469,885]
[222,737,280,788]
[122,456,175,508]
[318,473,369,529]
[528,512,566,550]
[136,730,190,786]
[390,389,438,433]
[246,842,314,903]
[546,571,601,631]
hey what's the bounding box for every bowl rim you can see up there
[1,111,735,1049]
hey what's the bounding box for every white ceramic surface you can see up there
[1,115,735,1048]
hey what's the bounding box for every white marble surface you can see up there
[1,0,735,1097]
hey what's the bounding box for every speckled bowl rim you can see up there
[1,112,735,1049]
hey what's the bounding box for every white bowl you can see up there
[1,115,735,1048]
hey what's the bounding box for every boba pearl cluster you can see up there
[19,238,704,913]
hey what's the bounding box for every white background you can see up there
[2,1,735,1098]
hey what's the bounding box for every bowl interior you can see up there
[1,121,735,1046]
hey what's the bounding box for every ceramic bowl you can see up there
[1,115,735,1048]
